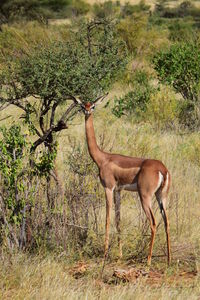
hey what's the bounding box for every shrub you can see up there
[0,123,63,250]
[178,100,200,130]
[117,14,169,58]
[145,86,179,129]
[154,0,200,19]
[117,14,148,55]
[0,0,91,24]
[0,0,49,24]
[69,0,90,17]
[175,1,200,19]
[112,70,154,118]
[65,141,104,255]
[0,125,103,254]
[120,0,150,18]
[153,41,200,129]
[168,19,198,42]
[93,1,120,19]
[153,42,200,102]
[154,0,168,16]
[0,125,29,249]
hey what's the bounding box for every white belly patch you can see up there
[119,183,138,191]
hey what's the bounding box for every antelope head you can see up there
[75,94,108,116]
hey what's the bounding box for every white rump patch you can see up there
[162,172,169,194]
[156,171,164,192]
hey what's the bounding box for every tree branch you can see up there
[0,97,27,111]
[60,102,77,122]
[30,101,77,152]
[50,102,58,127]
[39,100,52,134]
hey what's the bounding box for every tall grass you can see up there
[0,253,199,300]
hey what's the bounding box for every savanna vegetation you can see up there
[0,0,200,299]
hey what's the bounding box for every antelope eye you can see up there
[90,104,95,111]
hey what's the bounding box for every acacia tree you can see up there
[0,19,126,157]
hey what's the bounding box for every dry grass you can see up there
[0,253,199,300]
[85,0,156,6]
[85,0,200,9]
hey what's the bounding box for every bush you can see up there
[117,14,169,58]
[153,41,200,129]
[0,123,63,250]
[153,42,200,102]
[178,100,200,130]
[0,0,49,24]
[68,0,90,17]
[0,125,104,254]
[65,141,104,255]
[0,125,30,249]
[120,0,150,18]
[175,1,200,19]
[93,1,120,19]
[168,19,198,42]
[154,0,200,19]
[117,14,148,55]
[145,86,179,129]
[112,70,154,118]
[154,0,168,16]
[0,0,91,24]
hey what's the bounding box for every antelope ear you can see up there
[94,93,109,106]
[90,104,95,110]
[75,97,83,106]
[75,98,85,111]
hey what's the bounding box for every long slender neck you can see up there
[85,114,105,167]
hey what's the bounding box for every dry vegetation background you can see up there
[0,0,200,299]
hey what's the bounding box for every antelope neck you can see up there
[85,114,105,167]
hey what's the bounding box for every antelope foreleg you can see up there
[104,188,113,258]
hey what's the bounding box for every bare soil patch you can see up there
[69,260,198,287]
